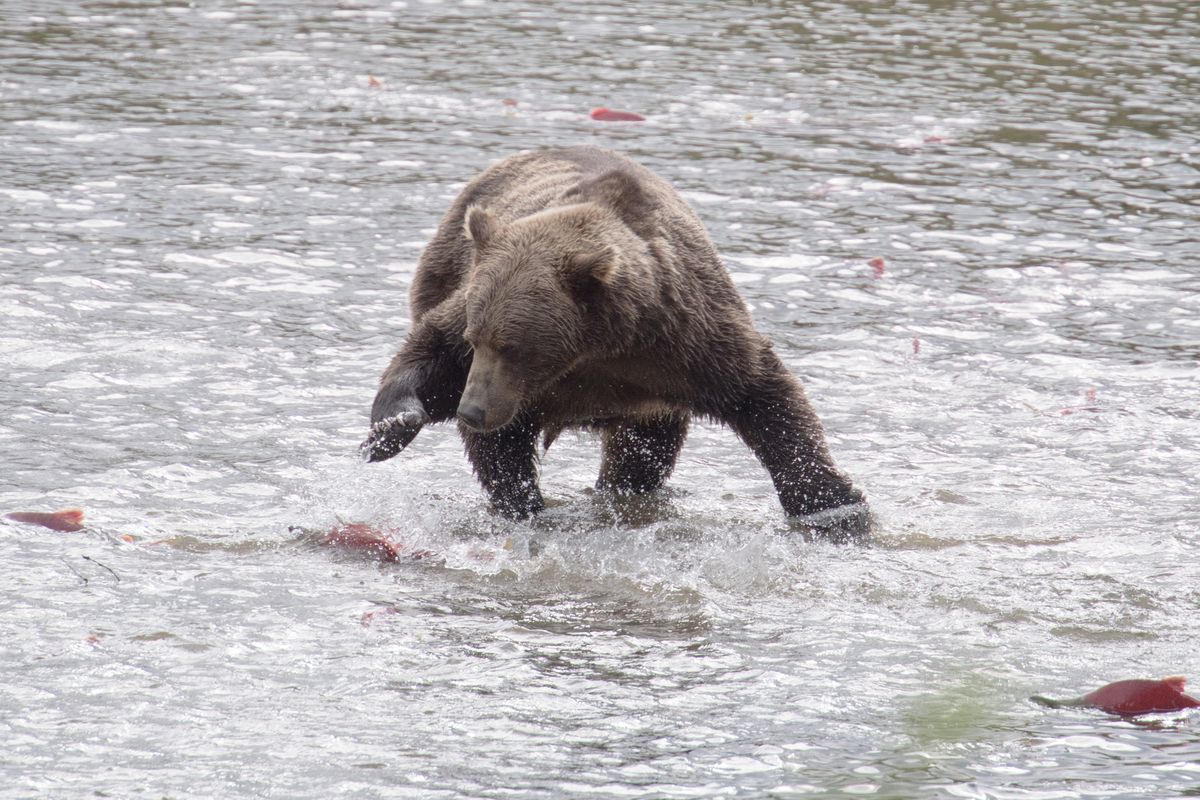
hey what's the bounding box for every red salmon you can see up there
[1034,676,1200,716]
[5,508,86,532]
[590,107,645,122]
[320,522,402,562]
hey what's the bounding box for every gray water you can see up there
[3,1,1199,797]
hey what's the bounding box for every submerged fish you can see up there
[5,508,86,532]
[589,107,645,122]
[1032,676,1200,716]
[320,522,403,562]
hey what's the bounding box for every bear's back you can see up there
[410,146,723,321]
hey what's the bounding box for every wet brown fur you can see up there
[365,146,865,521]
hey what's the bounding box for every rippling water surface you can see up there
[3,1,1198,797]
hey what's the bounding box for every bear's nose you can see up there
[457,403,486,431]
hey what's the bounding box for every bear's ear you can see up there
[463,205,499,249]
[561,247,617,302]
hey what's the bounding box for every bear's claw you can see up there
[361,409,430,462]
[396,410,429,427]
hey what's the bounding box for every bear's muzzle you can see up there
[458,348,522,433]
[456,402,488,432]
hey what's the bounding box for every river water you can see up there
[2,1,1198,797]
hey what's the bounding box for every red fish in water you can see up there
[319,522,436,562]
[5,508,86,532]
[589,107,645,122]
[320,522,403,562]
[360,606,402,626]
[1033,676,1200,716]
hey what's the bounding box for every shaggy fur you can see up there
[364,146,865,522]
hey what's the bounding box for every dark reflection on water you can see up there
[3,0,1200,797]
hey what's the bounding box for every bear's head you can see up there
[455,204,622,433]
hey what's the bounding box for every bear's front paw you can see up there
[361,407,430,462]
[788,501,872,544]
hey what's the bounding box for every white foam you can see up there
[1039,735,1139,753]
[680,191,728,205]
[163,253,224,269]
[145,464,224,484]
[47,373,107,390]
[1027,237,1087,251]
[14,119,84,132]
[922,248,968,262]
[0,189,51,203]
[1096,242,1163,257]
[215,249,303,268]
[246,149,362,162]
[735,254,824,271]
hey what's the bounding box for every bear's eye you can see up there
[496,343,517,359]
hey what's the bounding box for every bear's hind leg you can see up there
[462,414,545,519]
[596,414,689,495]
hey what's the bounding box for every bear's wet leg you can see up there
[462,414,545,519]
[720,352,865,519]
[596,414,689,495]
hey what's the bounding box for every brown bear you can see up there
[362,146,866,526]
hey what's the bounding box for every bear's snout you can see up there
[457,402,487,432]
[458,349,522,433]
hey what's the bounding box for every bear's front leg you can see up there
[362,311,469,462]
[719,350,866,522]
[596,414,690,495]
[461,413,545,519]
